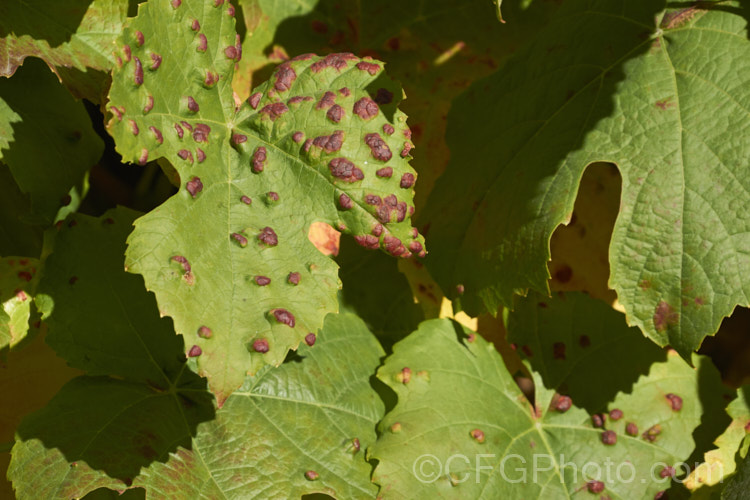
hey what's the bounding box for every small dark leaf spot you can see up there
[383,235,406,256]
[329,158,364,182]
[196,148,206,163]
[466,333,476,343]
[171,255,191,273]
[400,173,415,188]
[188,345,202,357]
[626,422,639,436]
[592,414,604,428]
[255,276,271,286]
[224,45,238,59]
[129,120,139,135]
[316,91,336,110]
[232,134,247,145]
[17,271,32,282]
[552,394,572,412]
[272,308,295,327]
[135,31,144,46]
[138,148,149,165]
[260,102,288,120]
[376,167,393,178]
[609,409,623,420]
[353,97,379,120]
[456,284,465,295]
[364,133,392,161]
[554,265,573,283]
[288,95,313,105]
[365,194,382,206]
[171,0,181,7]
[375,88,393,104]
[267,191,279,202]
[310,53,358,72]
[177,149,194,163]
[150,53,162,70]
[371,224,384,236]
[248,92,262,109]
[227,4,235,16]
[186,96,199,113]
[338,193,353,210]
[356,61,381,75]
[193,123,210,143]
[601,430,617,445]
[143,95,154,114]
[293,131,304,143]
[253,338,269,353]
[579,335,590,348]
[354,234,379,249]
[666,393,683,411]
[660,466,675,479]
[401,142,413,157]
[338,87,351,97]
[313,130,344,153]
[408,241,422,253]
[231,232,248,247]
[186,177,203,197]
[274,63,296,91]
[134,57,143,85]
[191,19,200,31]
[327,104,344,123]
[305,470,319,481]
[204,71,218,87]
[552,342,566,360]
[521,345,533,357]
[653,301,679,332]
[288,272,301,285]
[587,481,605,494]
[383,124,395,135]
[241,195,252,205]
[123,45,131,62]
[60,195,72,206]
[197,326,212,338]
[305,333,316,346]
[149,126,163,144]
[252,146,267,172]
[258,227,278,246]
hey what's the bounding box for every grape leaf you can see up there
[722,435,750,500]
[371,316,721,498]
[0,58,103,222]
[687,387,750,496]
[0,256,40,350]
[423,0,750,357]
[506,291,668,413]
[0,0,130,99]
[107,0,423,403]
[10,312,385,499]
[34,208,185,386]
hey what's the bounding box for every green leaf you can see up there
[10,312,384,499]
[423,0,750,357]
[34,208,185,386]
[0,0,130,99]
[0,58,104,222]
[0,256,40,351]
[722,435,750,500]
[687,387,750,495]
[506,291,668,412]
[371,318,720,498]
[107,0,422,402]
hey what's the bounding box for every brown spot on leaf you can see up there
[143,95,154,114]
[274,63,296,91]
[354,234,379,249]
[253,338,269,353]
[353,97,378,120]
[375,88,393,104]
[376,167,393,178]
[248,92,262,109]
[150,53,162,70]
[255,276,271,286]
[186,177,203,197]
[553,342,566,360]
[133,57,143,85]
[197,34,207,52]
[326,104,344,123]
[653,301,679,332]
[316,91,336,110]
[312,130,344,153]
[192,123,210,142]
[329,158,364,182]
[554,265,573,283]
[149,126,163,144]
[258,227,278,246]
[364,133,392,161]
[356,61,380,75]
[272,308,295,327]
[252,146,267,172]
[310,53,358,72]
[338,193,353,210]
[260,102,288,120]
[400,172,415,188]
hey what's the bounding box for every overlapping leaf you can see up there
[0,257,40,351]
[107,0,423,402]
[0,0,130,99]
[423,0,750,357]
[687,387,750,496]
[371,311,724,498]
[0,58,103,222]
